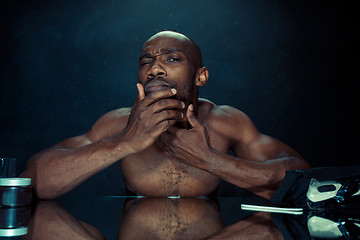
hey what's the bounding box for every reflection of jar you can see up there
[0,178,32,207]
[0,207,31,237]
[0,178,32,237]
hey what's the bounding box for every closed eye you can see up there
[140,59,153,66]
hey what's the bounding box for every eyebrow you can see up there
[139,48,183,60]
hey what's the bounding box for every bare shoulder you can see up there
[52,108,131,149]
[86,107,131,142]
[199,98,259,141]
[200,99,303,161]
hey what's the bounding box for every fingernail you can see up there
[171,88,177,94]
[181,112,184,118]
[181,101,185,108]
[189,104,193,111]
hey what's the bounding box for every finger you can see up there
[186,104,201,129]
[136,83,145,102]
[154,110,184,123]
[143,88,177,106]
[149,119,176,136]
[151,99,185,113]
[133,83,145,106]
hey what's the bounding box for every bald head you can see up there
[143,30,203,69]
[146,31,190,43]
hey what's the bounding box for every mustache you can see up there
[144,77,171,87]
[143,77,174,95]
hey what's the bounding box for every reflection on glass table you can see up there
[118,197,223,239]
[19,196,283,240]
[1,195,359,240]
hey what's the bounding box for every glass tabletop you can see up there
[1,194,359,240]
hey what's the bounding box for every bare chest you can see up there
[121,130,230,196]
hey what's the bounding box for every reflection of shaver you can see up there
[307,215,343,238]
[306,177,360,209]
[307,213,360,239]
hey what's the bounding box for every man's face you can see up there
[138,34,197,103]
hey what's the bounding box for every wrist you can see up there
[102,135,135,159]
[204,148,225,173]
[201,147,218,172]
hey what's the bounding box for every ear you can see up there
[195,67,209,87]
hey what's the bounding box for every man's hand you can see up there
[158,104,214,170]
[120,83,185,154]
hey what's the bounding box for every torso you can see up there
[120,99,231,197]
[121,142,220,197]
[118,197,223,239]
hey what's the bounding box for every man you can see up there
[20,30,310,199]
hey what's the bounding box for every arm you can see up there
[24,201,105,240]
[158,104,310,199]
[20,85,184,199]
[20,129,131,199]
[207,212,283,240]
[205,135,309,199]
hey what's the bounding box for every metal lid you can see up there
[0,227,28,237]
[0,178,31,186]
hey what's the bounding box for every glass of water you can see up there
[0,158,16,178]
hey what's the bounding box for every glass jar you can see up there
[0,178,32,207]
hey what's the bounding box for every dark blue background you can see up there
[1,0,358,196]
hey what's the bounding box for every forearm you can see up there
[204,150,310,199]
[20,138,132,199]
[207,212,283,240]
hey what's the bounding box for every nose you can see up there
[147,61,166,79]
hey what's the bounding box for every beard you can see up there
[143,76,195,103]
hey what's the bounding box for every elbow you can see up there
[302,160,311,169]
[20,162,63,200]
[264,170,284,191]
[34,182,63,199]
[249,157,310,199]
[33,172,65,200]
[266,156,311,189]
